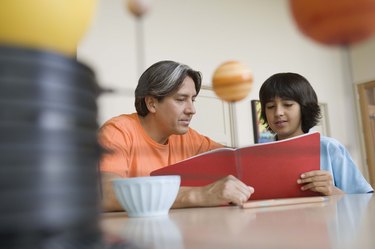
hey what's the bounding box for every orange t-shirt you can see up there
[98,113,223,177]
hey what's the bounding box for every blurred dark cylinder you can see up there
[0,45,102,248]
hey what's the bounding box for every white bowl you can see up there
[112,175,181,218]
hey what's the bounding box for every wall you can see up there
[349,36,375,179]
[78,0,368,175]
[350,36,375,84]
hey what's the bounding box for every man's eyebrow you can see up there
[175,93,197,98]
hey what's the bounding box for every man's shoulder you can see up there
[102,113,138,128]
[99,113,140,138]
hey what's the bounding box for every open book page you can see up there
[151,132,321,200]
[237,132,320,199]
[154,149,238,186]
[171,146,237,163]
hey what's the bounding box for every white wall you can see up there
[78,0,369,175]
[350,36,375,84]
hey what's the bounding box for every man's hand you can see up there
[173,175,254,208]
[297,170,344,196]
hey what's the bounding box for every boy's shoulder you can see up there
[320,135,337,144]
[320,135,346,152]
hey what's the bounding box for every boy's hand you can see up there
[297,170,344,196]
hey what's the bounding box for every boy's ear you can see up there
[145,96,157,113]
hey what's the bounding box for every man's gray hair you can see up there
[135,60,202,116]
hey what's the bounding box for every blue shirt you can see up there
[320,136,373,193]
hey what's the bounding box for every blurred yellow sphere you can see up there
[0,0,97,56]
[212,61,253,102]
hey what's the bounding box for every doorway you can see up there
[357,81,375,186]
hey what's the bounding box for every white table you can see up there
[101,194,375,249]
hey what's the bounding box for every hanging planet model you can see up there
[212,61,253,102]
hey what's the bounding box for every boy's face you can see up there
[153,76,197,137]
[265,97,304,140]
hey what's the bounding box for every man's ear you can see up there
[145,96,157,113]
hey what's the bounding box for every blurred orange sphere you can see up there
[290,0,375,45]
[212,61,253,102]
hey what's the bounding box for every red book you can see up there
[151,132,320,200]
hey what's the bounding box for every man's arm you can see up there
[101,173,254,211]
[172,175,254,208]
[101,172,123,212]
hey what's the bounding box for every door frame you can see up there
[357,81,375,186]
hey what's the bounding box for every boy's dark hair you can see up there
[259,72,321,133]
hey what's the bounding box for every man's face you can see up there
[153,76,197,137]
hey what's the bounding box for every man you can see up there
[99,60,254,211]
